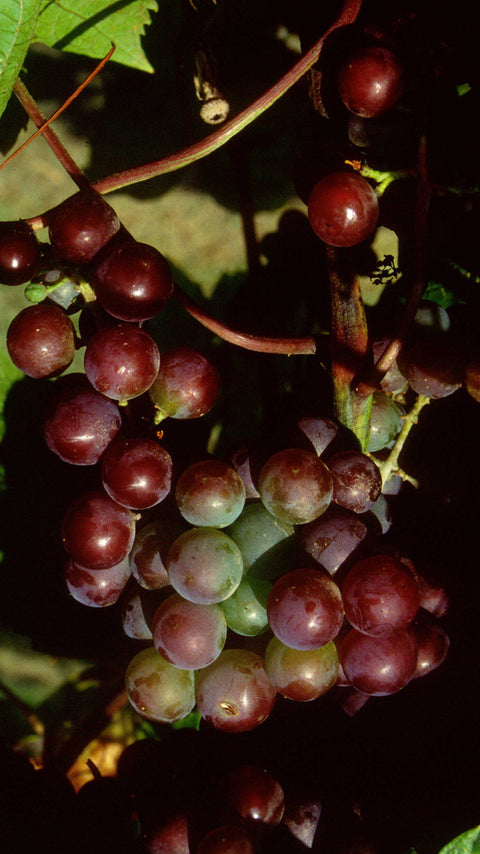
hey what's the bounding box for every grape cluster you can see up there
[0,173,457,736]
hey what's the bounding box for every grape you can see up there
[130,520,183,590]
[0,221,42,285]
[152,593,227,669]
[328,451,382,513]
[101,437,172,510]
[307,173,379,248]
[398,330,464,398]
[267,568,344,650]
[372,338,408,395]
[125,646,195,723]
[340,628,418,695]
[92,240,173,321]
[299,507,368,575]
[48,191,120,264]
[175,460,246,528]
[366,391,404,452]
[121,582,153,639]
[295,415,339,456]
[258,448,333,525]
[416,573,450,618]
[226,500,295,575]
[264,636,338,701]
[84,324,160,401]
[195,649,276,732]
[62,489,137,569]
[342,554,420,636]
[196,825,257,854]
[230,445,261,499]
[338,46,404,118]
[222,765,285,828]
[148,346,220,419]
[7,303,75,378]
[65,556,130,607]
[410,615,450,678]
[220,578,271,636]
[43,375,122,465]
[167,527,243,604]
[283,796,322,849]
[144,812,191,854]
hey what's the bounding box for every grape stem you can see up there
[373,393,430,487]
[173,285,317,354]
[92,0,363,194]
[356,136,431,396]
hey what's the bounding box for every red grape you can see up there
[84,324,160,401]
[92,240,173,321]
[342,554,420,636]
[267,568,344,650]
[101,437,172,509]
[264,636,338,701]
[308,172,379,248]
[48,191,120,265]
[222,765,285,828]
[258,448,333,525]
[338,46,404,118]
[340,628,418,695]
[328,451,382,514]
[175,459,246,528]
[65,556,130,607]
[299,507,368,575]
[152,593,227,669]
[62,489,136,569]
[7,303,75,378]
[0,221,42,285]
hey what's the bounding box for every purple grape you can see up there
[340,628,418,695]
[338,46,404,118]
[101,437,172,510]
[398,330,464,398]
[410,615,450,678]
[7,303,75,378]
[129,520,182,590]
[264,636,338,701]
[0,221,42,285]
[125,646,195,723]
[148,346,220,420]
[175,459,246,528]
[342,554,420,636]
[48,191,120,265]
[296,415,339,456]
[267,568,344,650]
[299,507,368,575]
[152,593,227,669]
[328,451,382,513]
[65,556,130,607]
[62,489,136,569]
[84,324,160,401]
[120,582,153,639]
[258,448,333,525]
[43,376,122,465]
[167,527,243,605]
[93,240,173,321]
[195,649,276,732]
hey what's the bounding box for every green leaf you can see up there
[423,280,466,309]
[438,826,480,854]
[0,0,42,119]
[35,0,159,72]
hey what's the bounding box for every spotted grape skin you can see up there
[259,448,333,525]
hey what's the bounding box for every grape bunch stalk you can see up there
[1,0,476,747]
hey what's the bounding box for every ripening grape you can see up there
[220,578,271,636]
[65,556,130,607]
[328,450,382,513]
[227,500,295,574]
[308,172,379,247]
[148,346,220,419]
[195,649,277,732]
[121,583,153,640]
[267,567,344,650]
[152,593,227,669]
[167,527,243,604]
[264,636,339,701]
[175,459,246,528]
[125,646,195,723]
[101,437,172,510]
[299,507,368,575]
[129,520,183,590]
[366,391,404,452]
[7,303,76,378]
[258,448,333,525]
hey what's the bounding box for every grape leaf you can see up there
[35,0,159,72]
[0,0,42,119]
[438,827,480,854]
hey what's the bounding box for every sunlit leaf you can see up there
[0,0,42,118]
